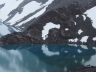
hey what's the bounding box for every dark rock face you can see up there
[0,0,96,45]
[0,32,31,44]
[4,0,95,31]
[0,3,5,9]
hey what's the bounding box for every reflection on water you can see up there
[0,43,96,72]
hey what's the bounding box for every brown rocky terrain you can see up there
[67,66,96,72]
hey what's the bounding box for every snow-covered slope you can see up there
[0,0,96,42]
[0,0,54,37]
[0,0,54,29]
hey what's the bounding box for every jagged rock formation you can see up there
[0,0,96,45]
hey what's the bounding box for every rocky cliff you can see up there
[0,0,96,45]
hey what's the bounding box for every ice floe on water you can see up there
[84,6,96,28]
[42,22,60,40]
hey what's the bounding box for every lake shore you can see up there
[68,66,96,72]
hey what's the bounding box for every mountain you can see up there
[0,0,96,45]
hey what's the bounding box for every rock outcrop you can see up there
[0,0,96,46]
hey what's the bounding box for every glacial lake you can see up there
[0,43,96,72]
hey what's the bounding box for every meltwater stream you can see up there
[0,43,96,72]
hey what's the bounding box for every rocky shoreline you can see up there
[67,66,96,72]
[0,0,96,45]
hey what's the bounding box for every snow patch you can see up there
[11,0,54,26]
[93,37,96,41]
[78,29,83,35]
[0,24,10,35]
[80,36,89,43]
[68,38,78,42]
[84,6,96,28]
[0,0,54,26]
[9,1,42,25]
[65,28,69,31]
[76,15,79,18]
[0,0,23,21]
[82,15,86,21]
[74,21,76,25]
[0,0,6,5]
[42,22,60,40]
[42,44,60,56]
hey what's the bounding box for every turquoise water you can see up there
[0,43,96,72]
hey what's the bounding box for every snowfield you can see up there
[0,0,96,44]
[0,0,54,37]
[84,6,96,28]
[0,0,54,26]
